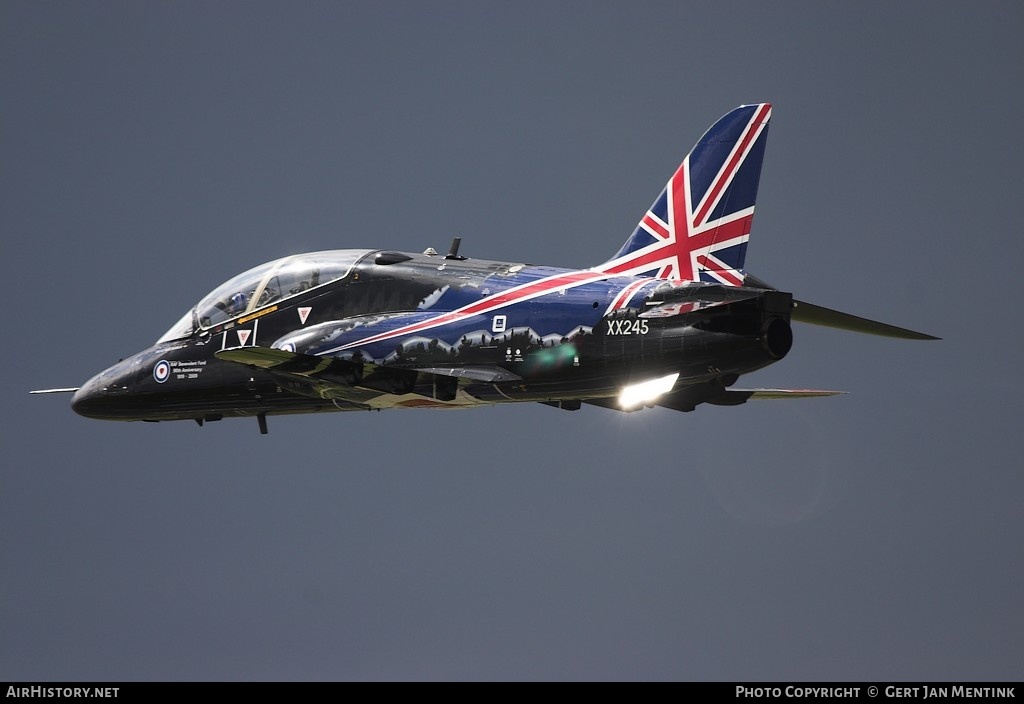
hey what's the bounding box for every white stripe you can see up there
[690,205,755,235]
[639,219,667,240]
[603,279,653,315]
[643,211,671,236]
[596,236,676,274]
[702,268,744,286]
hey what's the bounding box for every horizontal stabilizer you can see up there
[792,300,939,340]
[706,388,845,406]
[731,388,845,399]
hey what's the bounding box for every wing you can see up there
[583,385,843,414]
[657,385,843,411]
[704,388,846,405]
[215,346,519,406]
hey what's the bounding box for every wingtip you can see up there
[891,330,941,341]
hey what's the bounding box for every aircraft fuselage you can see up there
[71,249,793,424]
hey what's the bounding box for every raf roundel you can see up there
[153,360,171,384]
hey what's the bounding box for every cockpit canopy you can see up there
[158,249,372,343]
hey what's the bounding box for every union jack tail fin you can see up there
[598,103,772,284]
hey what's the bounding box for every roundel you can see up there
[153,360,171,383]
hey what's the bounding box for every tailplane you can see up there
[598,103,772,284]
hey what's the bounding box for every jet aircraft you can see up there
[34,103,936,433]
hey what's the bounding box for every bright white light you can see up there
[618,372,679,408]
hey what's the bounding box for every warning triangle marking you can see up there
[237,329,251,346]
[298,307,312,325]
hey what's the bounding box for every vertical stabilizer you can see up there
[598,103,772,284]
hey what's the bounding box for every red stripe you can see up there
[604,215,749,278]
[696,213,752,247]
[611,278,650,310]
[610,283,635,310]
[642,213,670,239]
[692,103,770,227]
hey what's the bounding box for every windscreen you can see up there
[157,249,372,343]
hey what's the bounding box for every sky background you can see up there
[2,1,1022,681]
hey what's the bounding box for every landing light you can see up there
[618,372,679,409]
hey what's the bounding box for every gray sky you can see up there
[2,0,1022,681]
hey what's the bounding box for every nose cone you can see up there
[71,362,134,419]
[70,386,91,417]
[71,373,112,419]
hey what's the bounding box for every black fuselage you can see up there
[71,249,792,424]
